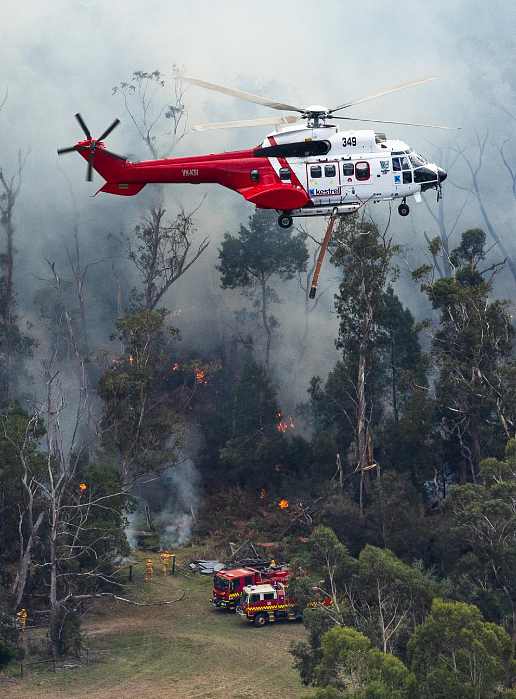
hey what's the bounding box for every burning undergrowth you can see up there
[125,452,202,551]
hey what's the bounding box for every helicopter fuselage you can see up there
[78,124,446,225]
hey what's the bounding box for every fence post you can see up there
[171,555,176,575]
[20,661,23,678]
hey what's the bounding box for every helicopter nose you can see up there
[437,167,447,183]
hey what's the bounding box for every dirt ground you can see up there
[0,558,311,699]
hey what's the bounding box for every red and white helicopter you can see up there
[58,76,456,230]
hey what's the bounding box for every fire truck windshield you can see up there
[213,575,229,591]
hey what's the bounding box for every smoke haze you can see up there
[2,0,516,488]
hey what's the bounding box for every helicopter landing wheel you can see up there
[398,202,410,217]
[278,213,293,229]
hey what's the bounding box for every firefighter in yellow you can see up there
[17,608,27,632]
[144,558,154,581]
[160,550,172,574]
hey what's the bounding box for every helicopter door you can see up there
[306,162,341,205]
[392,155,412,191]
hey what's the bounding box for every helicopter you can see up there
[58,76,457,229]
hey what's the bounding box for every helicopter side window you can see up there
[403,171,412,184]
[250,169,260,182]
[355,162,370,181]
[343,163,354,177]
[392,157,401,171]
[310,166,322,178]
[279,167,291,181]
[324,165,336,177]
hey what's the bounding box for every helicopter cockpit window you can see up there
[399,156,410,171]
[279,167,291,181]
[310,165,322,178]
[343,163,354,176]
[403,171,412,184]
[324,165,336,177]
[409,152,427,168]
[392,158,401,171]
[250,169,260,182]
[355,162,370,181]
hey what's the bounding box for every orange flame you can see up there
[259,488,266,499]
[79,483,87,491]
[276,412,294,433]
[195,369,205,384]
[275,465,280,472]
[278,499,289,509]
[172,362,180,371]
[129,355,134,366]
[172,309,183,317]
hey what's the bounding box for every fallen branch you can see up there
[62,590,186,607]
[98,590,186,606]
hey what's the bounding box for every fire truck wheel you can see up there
[253,613,268,628]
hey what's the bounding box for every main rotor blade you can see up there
[193,115,300,131]
[331,115,460,130]
[178,76,303,113]
[75,113,92,140]
[86,150,95,182]
[98,118,121,142]
[57,145,89,155]
[330,77,436,113]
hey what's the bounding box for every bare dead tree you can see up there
[1,408,46,610]
[125,202,209,312]
[112,68,188,161]
[113,70,209,312]
[28,353,127,655]
[418,142,466,278]
[0,145,30,398]
[450,132,516,282]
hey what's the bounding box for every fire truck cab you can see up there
[238,581,333,627]
[211,566,289,610]
[238,582,302,627]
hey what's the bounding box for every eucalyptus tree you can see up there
[218,208,308,371]
[413,228,515,482]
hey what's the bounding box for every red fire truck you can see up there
[237,582,332,627]
[211,566,290,610]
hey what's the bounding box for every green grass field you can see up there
[0,552,312,699]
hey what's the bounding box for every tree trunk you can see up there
[0,155,24,399]
[390,326,398,424]
[260,278,272,372]
[357,349,371,514]
[2,215,14,398]
[12,511,44,610]
[49,505,60,657]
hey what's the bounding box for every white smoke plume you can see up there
[153,458,201,550]
[124,508,140,551]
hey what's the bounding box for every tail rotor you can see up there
[57,114,127,181]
